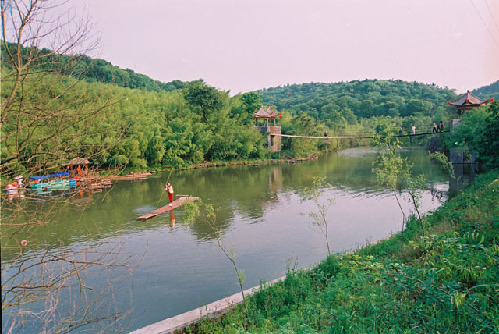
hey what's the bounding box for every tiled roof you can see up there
[254,106,277,118]
[450,91,488,106]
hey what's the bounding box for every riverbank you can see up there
[74,155,320,184]
[1,154,324,188]
[172,170,499,333]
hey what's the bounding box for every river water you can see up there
[1,147,450,333]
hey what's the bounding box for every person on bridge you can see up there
[324,129,328,137]
[412,125,416,135]
[433,122,438,133]
[439,121,444,133]
[165,182,174,206]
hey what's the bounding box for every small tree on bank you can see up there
[183,201,246,302]
[300,176,334,255]
[372,133,427,235]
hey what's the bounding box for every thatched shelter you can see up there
[67,157,91,176]
[67,157,90,166]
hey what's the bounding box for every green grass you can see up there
[179,170,499,334]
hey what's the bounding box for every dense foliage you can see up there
[183,171,499,333]
[0,65,270,175]
[447,101,499,168]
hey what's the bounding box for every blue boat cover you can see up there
[29,172,70,180]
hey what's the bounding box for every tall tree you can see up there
[240,92,261,114]
[183,80,226,122]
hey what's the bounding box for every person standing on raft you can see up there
[165,182,174,207]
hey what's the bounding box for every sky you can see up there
[79,0,499,94]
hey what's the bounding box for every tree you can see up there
[448,101,499,168]
[183,201,247,304]
[1,0,117,176]
[183,80,226,122]
[300,177,334,255]
[372,134,427,235]
[476,102,499,168]
[1,1,133,332]
[240,92,261,114]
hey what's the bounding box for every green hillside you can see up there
[473,80,499,100]
[75,54,188,92]
[258,80,458,121]
[1,42,188,92]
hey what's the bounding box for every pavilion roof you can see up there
[253,106,278,119]
[449,90,492,107]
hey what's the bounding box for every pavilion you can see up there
[253,106,280,126]
[448,90,494,118]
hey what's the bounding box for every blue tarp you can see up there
[29,172,69,180]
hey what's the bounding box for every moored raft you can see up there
[137,196,199,220]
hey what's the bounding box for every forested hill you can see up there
[473,80,499,100]
[258,80,458,121]
[1,42,188,92]
[75,55,188,91]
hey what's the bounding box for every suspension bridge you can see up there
[271,131,448,140]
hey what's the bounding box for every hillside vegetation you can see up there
[1,42,497,176]
[258,80,457,121]
[1,42,189,92]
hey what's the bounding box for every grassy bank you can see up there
[181,170,499,333]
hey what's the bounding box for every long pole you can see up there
[156,170,173,206]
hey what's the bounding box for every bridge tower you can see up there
[252,106,281,151]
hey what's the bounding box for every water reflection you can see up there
[169,210,176,229]
[1,147,449,253]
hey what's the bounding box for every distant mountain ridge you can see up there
[473,80,499,100]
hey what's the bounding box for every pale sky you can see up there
[80,0,499,94]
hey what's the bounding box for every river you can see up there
[1,147,450,333]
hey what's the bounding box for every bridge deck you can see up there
[271,131,447,140]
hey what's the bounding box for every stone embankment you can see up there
[129,277,283,334]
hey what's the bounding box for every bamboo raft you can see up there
[137,196,199,220]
